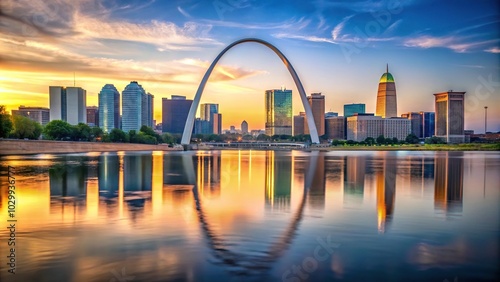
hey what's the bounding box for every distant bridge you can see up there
[199,142,307,149]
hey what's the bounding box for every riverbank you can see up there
[0,139,182,156]
[308,143,500,151]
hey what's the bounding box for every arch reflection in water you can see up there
[177,151,320,276]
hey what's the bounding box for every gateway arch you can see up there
[181,38,320,145]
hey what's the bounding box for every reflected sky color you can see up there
[0,150,499,281]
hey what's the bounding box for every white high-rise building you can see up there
[98,84,120,133]
[49,86,86,125]
[122,81,154,132]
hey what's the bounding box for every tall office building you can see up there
[141,92,154,128]
[241,120,248,134]
[86,106,99,127]
[376,65,397,118]
[162,95,193,134]
[200,103,219,134]
[325,112,338,118]
[122,81,148,132]
[213,113,222,135]
[344,103,366,117]
[401,112,422,138]
[420,111,435,138]
[434,91,466,143]
[346,114,383,142]
[265,89,292,136]
[12,106,50,125]
[293,112,305,136]
[98,84,120,133]
[49,86,87,125]
[325,116,345,140]
[305,93,325,136]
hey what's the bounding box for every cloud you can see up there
[177,6,192,18]
[485,47,500,53]
[404,36,499,53]
[273,33,337,44]
[332,15,354,40]
[201,17,310,31]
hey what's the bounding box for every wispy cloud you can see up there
[404,36,499,53]
[332,15,354,40]
[485,47,500,53]
[201,17,310,31]
[177,6,192,18]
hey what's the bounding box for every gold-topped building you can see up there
[376,64,398,118]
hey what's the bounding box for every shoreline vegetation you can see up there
[0,139,498,156]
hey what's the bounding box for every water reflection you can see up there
[434,152,464,216]
[0,150,498,281]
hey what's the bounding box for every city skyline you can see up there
[0,0,499,132]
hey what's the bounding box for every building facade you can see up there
[305,93,325,136]
[325,116,345,140]
[98,84,120,133]
[420,111,435,138]
[162,95,193,134]
[376,65,397,118]
[401,112,422,138]
[12,106,50,125]
[265,89,292,136]
[293,112,305,136]
[86,106,99,127]
[347,114,383,142]
[384,118,411,141]
[241,120,248,134]
[49,86,86,125]
[434,91,466,143]
[141,92,154,128]
[200,103,219,134]
[122,81,147,132]
[344,103,366,117]
[213,113,222,135]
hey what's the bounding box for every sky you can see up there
[0,0,499,132]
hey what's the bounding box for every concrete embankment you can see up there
[0,139,181,156]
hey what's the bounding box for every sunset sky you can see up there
[1,0,499,132]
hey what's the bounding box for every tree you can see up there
[392,137,399,145]
[364,137,375,146]
[376,135,385,145]
[0,105,13,138]
[425,136,446,144]
[257,134,271,141]
[43,120,73,140]
[162,133,175,144]
[11,115,42,139]
[109,128,128,143]
[91,127,104,141]
[405,133,419,144]
[72,123,92,141]
[140,125,162,143]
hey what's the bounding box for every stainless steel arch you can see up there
[180,38,320,145]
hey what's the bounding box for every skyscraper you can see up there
[142,92,154,128]
[213,113,222,135]
[49,86,87,125]
[86,106,99,127]
[434,91,466,143]
[376,65,397,118]
[346,114,383,142]
[98,84,120,133]
[344,103,366,117]
[420,111,435,138]
[201,103,219,134]
[241,120,248,134]
[12,106,50,125]
[265,89,292,136]
[305,93,325,136]
[122,81,147,132]
[162,95,193,134]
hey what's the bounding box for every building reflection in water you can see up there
[98,154,120,199]
[49,156,88,197]
[376,156,397,233]
[195,153,222,198]
[307,154,326,210]
[344,155,366,204]
[434,152,464,216]
[265,151,292,210]
[124,154,152,192]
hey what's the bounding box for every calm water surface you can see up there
[0,150,498,282]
